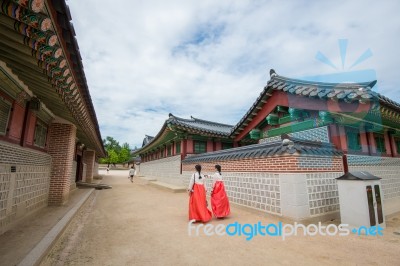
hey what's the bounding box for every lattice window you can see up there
[194,141,206,154]
[222,142,233,150]
[176,142,181,154]
[345,127,361,151]
[375,134,386,153]
[167,145,172,156]
[34,120,48,148]
[0,96,11,135]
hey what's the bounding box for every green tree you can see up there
[119,142,131,163]
[103,136,121,152]
[102,136,121,165]
[108,149,119,164]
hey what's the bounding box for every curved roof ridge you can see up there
[169,113,233,128]
[182,138,342,163]
[190,116,234,127]
[230,69,399,138]
[272,72,377,89]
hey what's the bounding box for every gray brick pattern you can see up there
[0,141,51,165]
[348,155,400,200]
[183,171,281,215]
[0,167,10,227]
[298,156,334,169]
[140,155,182,185]
[306,173,341,216]
[0,141,51,234]
[14,166,51,213]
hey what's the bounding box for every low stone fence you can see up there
[182,154,344,222]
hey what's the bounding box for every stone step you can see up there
[148,181,186,193]
[76,182,112,190]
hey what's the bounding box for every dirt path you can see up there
[41,170,400,266]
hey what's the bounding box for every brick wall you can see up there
[348,155,400,215]
[82,163,87,182]
[139,155,182,185]
[47,123,76,205]
[70,161,77,191]
[182,156,343,173]
[83,150,95,183]
[0,140,51,235]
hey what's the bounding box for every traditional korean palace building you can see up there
[137,69,400,222]
[0,0,105,234]
[136,113,247,184]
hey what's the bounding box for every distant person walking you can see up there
[106,166,109,174]
[128,166,135,183]
[210,165,230,218]
[188,164,212,223]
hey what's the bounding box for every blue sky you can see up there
[67,0,400,149]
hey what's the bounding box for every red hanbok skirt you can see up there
[189,184,212,222]
[211,181,230,218]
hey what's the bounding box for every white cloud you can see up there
[66,0,400,148]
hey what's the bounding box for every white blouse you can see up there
[187,172,206,191]
[211,172,223,188]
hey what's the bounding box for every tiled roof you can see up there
[268,73,377,103]
[0,0,105,156]
[133,114,233,155]
[231,69,400,137]
[142,135,154,147]
[182,137,342,163]
[167,113,233,137]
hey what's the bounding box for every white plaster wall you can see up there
[348,155,400,215]
[139,155,182,185]
[280,173,310,220]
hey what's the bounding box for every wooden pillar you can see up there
[328,124,341,150]
[367,132,377,154]
[20,102,37,147]
[360,127,369,153]
[384,130,392,156]
[181,139,187,160]
[83,150,95,183]
[186,139,194,154]
[390,135,398,157]
[338,125,348,153]
[207,140,213,152]
[215,141,222,151]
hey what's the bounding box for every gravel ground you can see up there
[41,170,400,266]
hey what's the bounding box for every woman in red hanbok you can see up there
[188,164,212,222]
[211,165,230,218]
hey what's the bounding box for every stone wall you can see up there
[348,155,400,215]
[139,155,182,185]
[0,141,52,235]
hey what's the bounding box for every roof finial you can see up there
[168,113,173,117]
[270,69,277,78]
